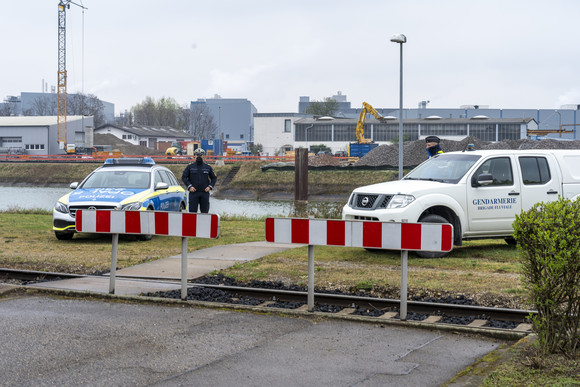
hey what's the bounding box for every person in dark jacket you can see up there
[182,148,217,213]
[425,135,444,158]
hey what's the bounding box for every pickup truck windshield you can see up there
[404,153,481,184]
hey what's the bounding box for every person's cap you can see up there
[193,148,205,156]
[425,136,440,144]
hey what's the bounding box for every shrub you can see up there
[513,197,580,356]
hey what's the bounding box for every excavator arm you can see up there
[355,102,384,143]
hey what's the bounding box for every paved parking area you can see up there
[0,294,502,386]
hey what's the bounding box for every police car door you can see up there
[154,170,172,211]
[466,156,522,234]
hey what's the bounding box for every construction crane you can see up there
[57,0,86,152]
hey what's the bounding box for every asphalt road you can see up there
[0,294,502,386]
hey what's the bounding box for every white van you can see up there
[342,149,580,257]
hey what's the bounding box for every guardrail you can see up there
[265,217,454,320]
[0,154,350,164]
[76,209,220,299]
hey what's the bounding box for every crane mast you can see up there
[57,1,68,150]
[57,0,86,152]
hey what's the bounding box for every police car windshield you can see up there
[404,153,481,184]
[80,170,151,189]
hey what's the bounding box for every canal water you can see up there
[0,186,342,218]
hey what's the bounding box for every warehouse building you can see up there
[0,116,93,155]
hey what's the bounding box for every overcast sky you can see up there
[3,0,580,115]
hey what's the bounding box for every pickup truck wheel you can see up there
[505,236,517,245]
[416,214,449,259]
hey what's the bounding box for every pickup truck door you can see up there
[516,155,561,210]
[466,156,522,233]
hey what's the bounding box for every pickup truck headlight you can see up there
[120,201,142,211]
[387,194,415,209]
[54,201,69,213]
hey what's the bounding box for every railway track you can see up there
[0,268,535,336]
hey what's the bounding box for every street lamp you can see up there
[391,33,406,180]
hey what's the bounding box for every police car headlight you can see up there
[387,194,415,209]
[120,201,142,210]
[54,201,69,213]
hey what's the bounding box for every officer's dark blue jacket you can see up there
[182,161,217,192]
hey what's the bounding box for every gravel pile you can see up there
[355,137,580,167]
[309,154,342,167]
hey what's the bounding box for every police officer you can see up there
[182,148,217,213]
[425,136,444,158]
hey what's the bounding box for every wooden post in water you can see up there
[294,148,308,201]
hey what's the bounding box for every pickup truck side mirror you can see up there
[155,182,169,191]
[471,173,493,187]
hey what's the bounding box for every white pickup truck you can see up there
[342,149,580,257]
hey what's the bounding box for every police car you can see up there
[53,157,187,240]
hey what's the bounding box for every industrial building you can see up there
[94,124,194,151]
[0,116,94,155]
[190,97,257,142]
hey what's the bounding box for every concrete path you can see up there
[0,295,504,387]
[28,241,295,296]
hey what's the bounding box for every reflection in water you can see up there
[0,186,344,219]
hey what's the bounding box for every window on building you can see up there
[226,134,230,139]
[25,144,45,150]
[284,119,291,133]
[519,157,551,185]
[240,134,244,139]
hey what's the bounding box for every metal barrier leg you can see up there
[109,233,119,294]
[400,250,408,321]
[181,237,188,300]
[308,245,315,312]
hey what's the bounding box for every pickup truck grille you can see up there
[69,205,118,219]
[352,194,393,210]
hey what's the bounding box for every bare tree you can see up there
[191,104,217,140]
[131,96,190,131]
[67,92,105,127]
[28,97,57,116]
[304,97,339,116]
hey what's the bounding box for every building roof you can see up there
[0,115,87,126]
[95,124,194,139]
[294,117,537,125]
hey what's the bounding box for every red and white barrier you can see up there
[265,218,453,252]
[76,210,220,239]
[75,209,220,299]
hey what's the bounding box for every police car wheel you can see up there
[137,207,154,241]
[415,214,449,258]
[55,231,74,240]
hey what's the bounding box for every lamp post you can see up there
[391,33,406,180]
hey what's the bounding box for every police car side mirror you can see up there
[70,182,78,189]
[155,182,169,191]
[471,173,493,187]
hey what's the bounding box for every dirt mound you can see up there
[309,154,342,167]
[355,137,580,167]
[93,133,163,156]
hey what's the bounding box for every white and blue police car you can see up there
[52,157,187,240]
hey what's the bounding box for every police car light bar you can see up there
[104,157,155,166]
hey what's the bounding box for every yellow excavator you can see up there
[356,102,385,143]
[350,102,383,157]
